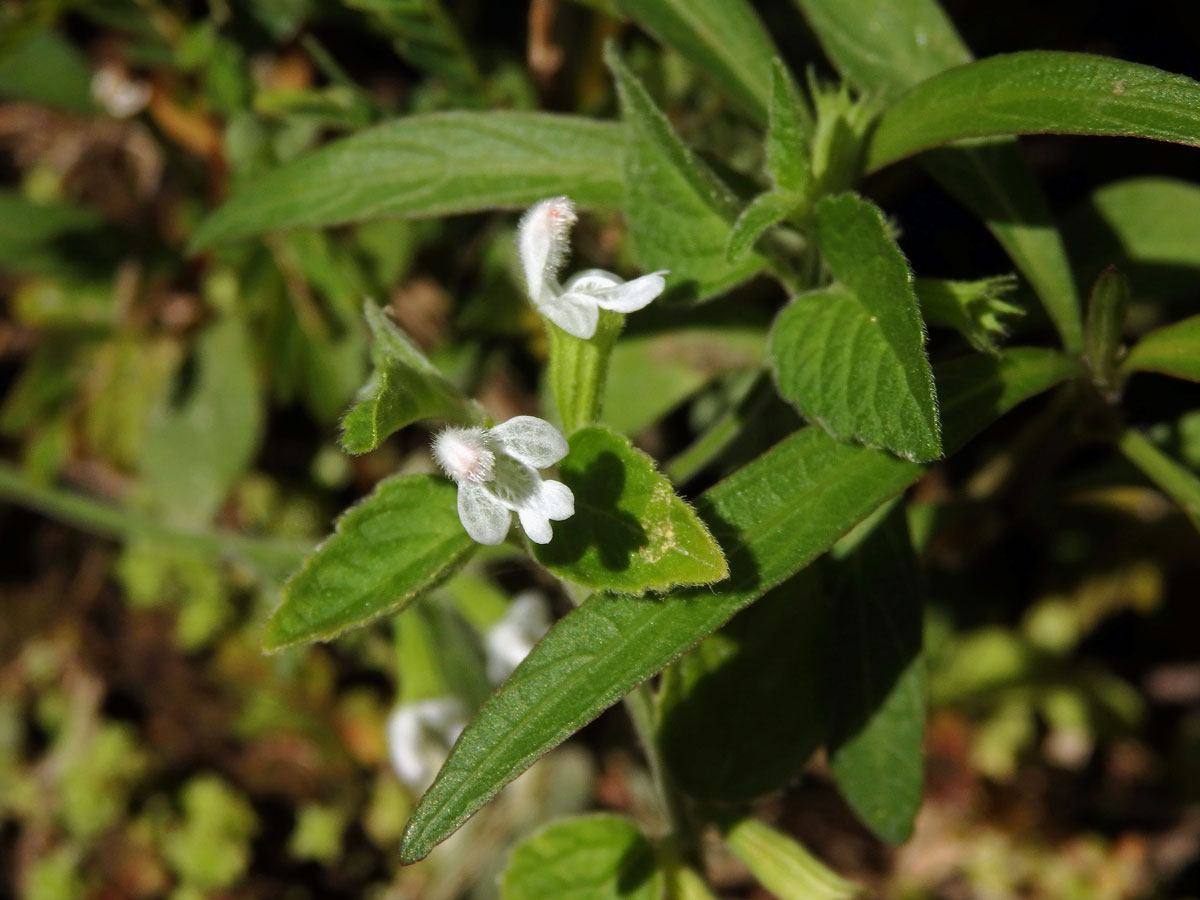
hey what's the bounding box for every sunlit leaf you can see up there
[264,474,476,651]
[534,425,727,593]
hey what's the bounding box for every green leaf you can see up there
[534,425,727,593]
[341,302,480,454]
[617,0,777,124]
[264,474,476,651]
[916,275,1021,354]
[0,28,94,113]
[142,315,263,527]
[765,60,814,193]
[867,51,1200,173]
[604,327,767,436]
[501,815,660,900]
[1084,266,1130,394]
[1117,428,1200,533]
[935,348,1084,453]
[826,503,924,844]
[1067,176,1200,294]
[796,0,1083,353]
[660,570,829,801]
[792,0,970,101]
[726,191,800,263]
[398,347,1078,862]
[1122,315,1200,383]
[722,818,863,900]
[607,46,766,302]
[771,192,940,462]
[190,112,625,250]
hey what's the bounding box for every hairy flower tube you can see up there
[431,416,574,546]
[517,196,667,340]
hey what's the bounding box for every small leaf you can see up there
[726,191,800,263]
[607,46,766,303]
[659,570,828,801]
[617,0,778,124]
[264,474,476,651]
[722,818,863,900]
[916,275,1022,354]
[341,302,480,454]
[866,51,1200,173]
[765,60,813,194]
[771,192,940,461]
[534,425,727,593]
[501,815,660,900]
[190,112,625,250]
[399,348,1079,862]
[1122,315,1200,383]
[826,503,924,844]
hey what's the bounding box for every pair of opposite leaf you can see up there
[432,197,668,547]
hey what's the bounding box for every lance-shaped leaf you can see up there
[866,51,1200,173]
[826,502,924,844]
[608,46,766,303]
[263,474,476,651]
[398,346,1081,862]
[795,0,1083,352]
[771,192,940,461]
[341,302,481,454]
[534,425,727,593]
[189,112,625,250]
[1122,316,1200,383]
[501,816,660,900]
[616,0,778,124]
[727,61,813,262]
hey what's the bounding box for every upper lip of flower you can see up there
[432,416,575,546]
[516,196,668,340]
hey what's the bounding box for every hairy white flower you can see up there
[431,416,574,545]
[386,697,466,792]
[484,591,551,684]
[517,196,667,340]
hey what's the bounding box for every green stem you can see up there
[546,309,623,433]
[0,463,309,578]
[1116,427,1200,531]
[665,371,772,484]
[624,684,703,869]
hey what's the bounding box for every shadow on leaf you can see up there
[538,450,647,572]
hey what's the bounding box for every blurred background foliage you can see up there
[1,1,1199,898]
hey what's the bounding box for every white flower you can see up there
[484,591,551,684]
[431,416,574,546]
[517,196,668,340]
[385,697,466,792]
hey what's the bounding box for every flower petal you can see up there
[457,481,512,545]
[517,505,554,544]
[562,268,623,293]
[517,197,576,301]
[590,270,669,313]
[537,291,599,340]
[489,415,568,468]
[539,479,575,521]
[515,479,574,544]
